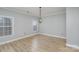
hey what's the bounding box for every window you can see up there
[32,19,38,32]
[0,16,14,36]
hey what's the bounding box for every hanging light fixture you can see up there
[39,7,42,23]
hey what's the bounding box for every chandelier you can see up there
[39,7,42,23]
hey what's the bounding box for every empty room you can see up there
[0,7,79,52]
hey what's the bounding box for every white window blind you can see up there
[32,19,38,32]
[0,16,14,36]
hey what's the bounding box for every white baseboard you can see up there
[39,33,66,39]
[0,33,38,45]
[66,44,79,49]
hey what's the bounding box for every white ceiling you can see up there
[2,7,66,17]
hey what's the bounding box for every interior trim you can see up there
[39,33,66,39]
[66,44,79,49]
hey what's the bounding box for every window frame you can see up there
[0,16,14,37]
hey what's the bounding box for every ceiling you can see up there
[2,7,66,17]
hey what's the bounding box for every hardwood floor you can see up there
[0,34,79,52]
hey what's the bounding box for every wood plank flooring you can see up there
[0,34,79,52]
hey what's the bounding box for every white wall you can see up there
[66,7,79,46]
[39,13,66,38]
[0,8,38,42]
